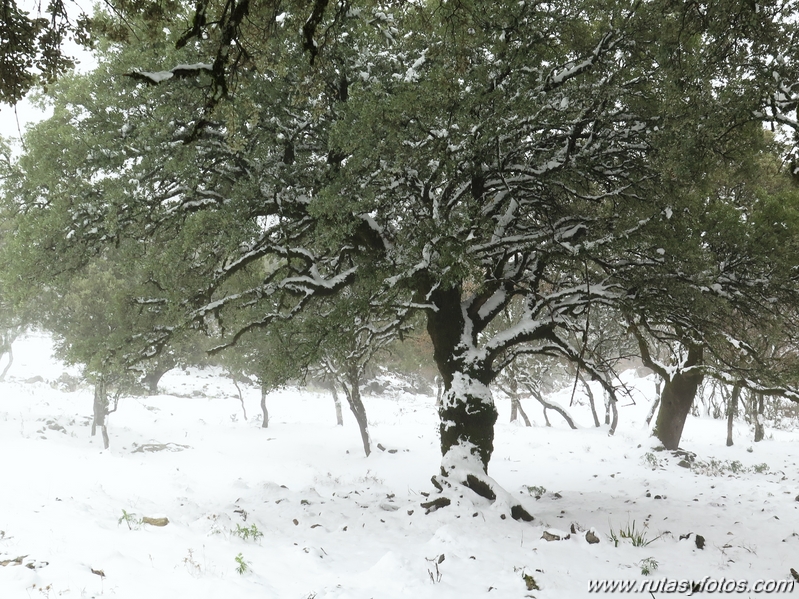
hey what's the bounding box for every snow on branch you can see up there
[126,64,214,85]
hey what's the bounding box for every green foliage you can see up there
[234,553,249,575]
[118,509,143,530]
[4,0,799,471]
[231,523,263,542]
[691,458,770,477]
[609,521,660,548]
[640,557,659,576]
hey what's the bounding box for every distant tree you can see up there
[624,150,799,450]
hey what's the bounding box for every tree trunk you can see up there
[541,402,551,426]
[92,376,110,449]
[509,374,518,422]
[653,345,703,450]
[260,384,269,428]
[426,286,497,473]
[0,343,13,381]
[608,391,619,436]
[645,379,662,427]
[330,382,344,426]
[438,371,497,472]
[0,328,19,382]
[507,376,530,426]
[725,382,741,447]
[342,366,371,457]
[435,376,444,409]
[753,392,765,442]
[142,363,173,395]
[511,397,532,427]
[579,373,601,428]
[528,387,576,429]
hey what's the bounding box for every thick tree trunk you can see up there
[725,382,741,447]
[422,287,533,521]
[260,384,269,428]
[426,286,497,472]
[342,366,371,457]
[438,372,497,471]
[92,377,110,449]
[653,345,703,450]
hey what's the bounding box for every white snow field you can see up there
[1,332,798,598]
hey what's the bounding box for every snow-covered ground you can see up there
[1,332,798,598]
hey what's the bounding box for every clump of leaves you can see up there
[234,553,249,575]
[513,566,540,591]
[609,520,661,547]
[118,509,143,530]
[524,485,547,498]
[523,572,540,590]
[640,557,659,576]
[231,523,264,542]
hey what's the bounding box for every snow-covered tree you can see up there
[5,0,799,514]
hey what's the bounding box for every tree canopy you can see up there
[4,0,799,512]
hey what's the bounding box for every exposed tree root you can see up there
[424,449,534,522]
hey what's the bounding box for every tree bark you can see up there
[426,286,497,472]
[653,344,704,450]
[260,384,269,428]
[725,382,741,447]
[438,371,497,471]
[342,366,371,457]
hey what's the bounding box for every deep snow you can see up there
[1,332,798,598]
